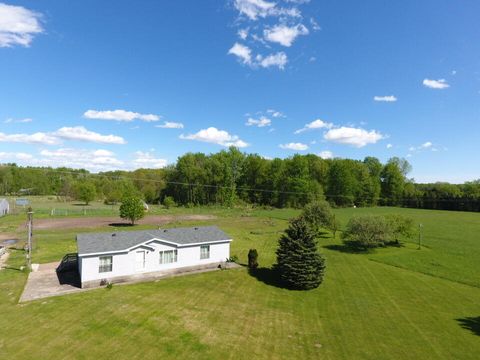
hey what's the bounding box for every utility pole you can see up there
[27,210,33,270]
[417,223,423,250]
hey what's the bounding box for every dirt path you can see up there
[24,214,217,230]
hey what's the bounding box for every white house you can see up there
[76,226,232,288]
[0,199,9,217]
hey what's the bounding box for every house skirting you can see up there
[80,261,237,288]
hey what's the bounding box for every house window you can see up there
[99,256,112,273]
[200,245,210,259]
[159,250,177,264]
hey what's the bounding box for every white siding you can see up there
[79,240,230,284]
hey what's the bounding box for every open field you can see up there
[1,206,479,359]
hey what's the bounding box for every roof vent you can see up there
[194,227,198,230]
[163,229,167,232]
[112,233,116,237]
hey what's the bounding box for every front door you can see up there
[135,250,146,271]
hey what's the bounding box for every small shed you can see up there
[0,199,9,217]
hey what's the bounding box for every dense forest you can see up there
[1,147,479,212]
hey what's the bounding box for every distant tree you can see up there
[248,249,258,269]
[301,200,334,236]
[275,217,326,290]
[385,214,415,244]
[381,158,410,206]
[76,182,96,205]
[163,196,176,209]
[342,215,391,249]
[119,196,145,225]
[327,160,355,206]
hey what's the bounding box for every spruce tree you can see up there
[275,217,326,290]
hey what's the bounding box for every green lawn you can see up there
[1,206,479,359]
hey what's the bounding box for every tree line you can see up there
[0,147,479,211]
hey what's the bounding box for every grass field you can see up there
[1,204,479,359]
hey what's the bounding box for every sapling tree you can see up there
[119,196,145,225]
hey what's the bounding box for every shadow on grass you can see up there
[109,223,134,227]
[457,317,480,336]
[248,267,291,290]
[323,244,370,254]
[324,241,405,254]
[1,266,24,271]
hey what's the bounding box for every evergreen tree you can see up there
[275,217,326,290]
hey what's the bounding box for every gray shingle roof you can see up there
[77,226,231,255]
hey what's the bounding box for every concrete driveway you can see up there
[20,262,85,302]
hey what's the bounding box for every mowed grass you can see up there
[332,207,480,288]
[1,207,480,359]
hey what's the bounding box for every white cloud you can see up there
[386,143,393,149]
[230,0,308,71]
[238,28,249,40]
[4,117,33,123]
[93,149,115,157]
[180,127,249,148]
[0,131,59,145]
[0,126,125,145]
[38,148,124,171]
[257,52,288,69]
[0,3,43,47]
[229,44,288,69]
[451,70,457,75]
[133,151,167,169]
[234,0,276,20]
[318,150,333,159]
[84,109,160,122]
[234,0,300,20]
[228,42,252,64]
[155,121,184,129]
[295,119,333,134]
[0,151,33,161]
[266,109,284,118]
[310,17,321,31]
[324,126,384,147]
[374,95,397,102]
[246,116,271,127]
[264,24,309,47]
[53,126,126,144]
[409,141,439,153]
[279,142,308,151]
[423,78,450,89]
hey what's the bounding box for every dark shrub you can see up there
[248,249,258,269]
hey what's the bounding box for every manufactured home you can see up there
[0,199,9,217]
[76,226,232,288]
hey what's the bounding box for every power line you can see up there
[0,165,479,202]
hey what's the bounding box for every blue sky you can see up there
[0,0,479,183]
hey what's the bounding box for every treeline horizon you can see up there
[1,147,479,212]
